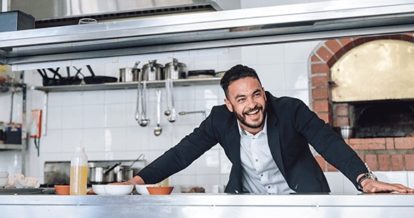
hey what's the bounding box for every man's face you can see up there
[224,77,266,134]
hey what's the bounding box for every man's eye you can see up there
[237,98,245,103]
[254,92,262,97]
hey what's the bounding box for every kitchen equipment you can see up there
[54,185,70,195]
[0,11,34,32]
[163,59,183,122]
[113,165,134,182]
[164,58,187,79]
[104,184,134,195]
[113,154,144,182]
[142,60,164,81]
[135,184,156,195]
[88,162,120,184]
[135,81,149,127]
[154,90,163,136]
[92,184,133,195]
[80,65,117,84]
[92,184,106,195]
[164,78,176,122]
[147,186,174,195]
[37,68,82,86]
[4,123,22,144]
[78,18,97,25]
[187,69,215,79]
[119,68,134,82]
[119,62,141,82]
[178,110,207,119]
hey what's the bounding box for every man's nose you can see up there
[246,96,257,108]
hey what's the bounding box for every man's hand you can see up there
[112,176,145,185]
[361,179,414,193]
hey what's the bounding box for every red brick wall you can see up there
[309,33,414,171]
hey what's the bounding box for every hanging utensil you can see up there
[164,78,171,116]
[154,90,162,136]
[135,81,142,123]
[140,81,149,126]
[135,80,149,127]
[167,78,176,123]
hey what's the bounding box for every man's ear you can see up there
[224,98,234,112]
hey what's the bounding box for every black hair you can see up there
[220,64,262,97]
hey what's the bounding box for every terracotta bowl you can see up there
[146,186,174,195]
[54,185,70,195]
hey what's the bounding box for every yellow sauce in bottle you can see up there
[70,165,88,195]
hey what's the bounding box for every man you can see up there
[126,64,413,194]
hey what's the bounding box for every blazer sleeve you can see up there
[292,99,367,188]
[137,107,220,184]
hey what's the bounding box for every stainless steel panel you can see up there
[0,194,413,218]
[1,0,414,64]
[10,0,222,20]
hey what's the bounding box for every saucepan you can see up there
[113,154,144,182]
[88,162,120,184]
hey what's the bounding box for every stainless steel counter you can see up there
[0,194,413,218]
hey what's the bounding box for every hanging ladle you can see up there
[154,90,162,136]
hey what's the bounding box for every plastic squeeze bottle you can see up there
[70,146,88,195]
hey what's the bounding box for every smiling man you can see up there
[127,64,413,194]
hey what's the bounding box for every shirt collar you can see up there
[237,116,267,137]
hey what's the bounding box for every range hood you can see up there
[8,0,224,28]
[1,0,414,65]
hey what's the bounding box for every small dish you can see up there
[135,184,156,195]
[147,186,174,195]
[54,185,70,195]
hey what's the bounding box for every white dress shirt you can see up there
[238,119,294,194]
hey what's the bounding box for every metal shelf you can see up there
[32,77,221,93]
[1,0,414,65]
[0,144,22,150]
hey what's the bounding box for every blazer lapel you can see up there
[266,109,287,178]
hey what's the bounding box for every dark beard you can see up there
[234,105,266,129]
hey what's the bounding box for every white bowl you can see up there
[92,185,106,195]
[135,184,156,195]
[104,185,133,195]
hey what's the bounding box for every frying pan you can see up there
[78,65,117,84]
[37,68,82,86]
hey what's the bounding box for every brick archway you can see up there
[309,33,414,172]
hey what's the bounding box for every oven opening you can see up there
[350,100,414,138]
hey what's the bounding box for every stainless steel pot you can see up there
[119,61,141,82]
[164,58,187,79]
[114,165,140,182]
[88,163,119,184]
[142,60,164,81]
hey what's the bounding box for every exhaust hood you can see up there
[9,0,225,28]
[0,0,414,65]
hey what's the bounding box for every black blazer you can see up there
[138,92,367,193]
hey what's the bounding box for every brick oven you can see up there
[310,33,414,172]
